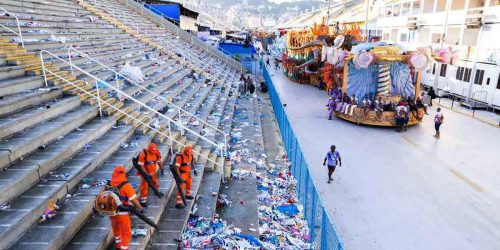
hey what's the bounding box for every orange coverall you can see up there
[138,144,161,203]
[175,149,193,205]
[109,166,137,250]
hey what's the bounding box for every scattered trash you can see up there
[120,61,145,83]
[216,194,232,207]
[49,34,67,43]
[0,203,10,211]
[181,217,264,249]
[231,169,252,180]
[39,200,59,223]
[132,228,148,237]
[81,177,93,184]
[257,163,312,249]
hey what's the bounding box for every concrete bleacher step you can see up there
[0,96,80,141]
[0,65,26,81]
[0,124,133,249]
[0,75,44,97]
[0,88,62,117]
[150,162,205,249]
[78,0,215,81]
[0,114,113,201]
[0,105,99,171]
[192,171,222,220]
[204,153,218,171]
[66,132,171,250]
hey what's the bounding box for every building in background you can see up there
[377,0,500,108]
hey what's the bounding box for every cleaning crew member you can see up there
[137,143,163,206]
[174,145,195,208]
[108,166,144,250]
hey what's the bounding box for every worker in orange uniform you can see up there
[109,166,144,250]
[174,145,195,208]
[137,143,163,207]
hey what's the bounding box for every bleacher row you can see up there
[0,0,243,249]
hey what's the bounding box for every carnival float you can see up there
[282,19,458,127]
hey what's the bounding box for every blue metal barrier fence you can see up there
[261,61,344,250]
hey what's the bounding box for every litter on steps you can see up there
[39,200,59,223]
[181,217,262,249]
[256,161,312,249]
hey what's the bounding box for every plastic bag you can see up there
[119,62,144,83]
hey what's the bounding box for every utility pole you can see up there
[326,0,332,27]
[364,0,370,42]
[433,0,451,94]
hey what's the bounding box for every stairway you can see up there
[0,0,242,249]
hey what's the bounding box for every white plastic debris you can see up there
[119,62,145,83]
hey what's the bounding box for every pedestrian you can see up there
[238,81,245,95]
[427,87,436,106]
[395,102,407,132]
[274,58,280,70]
[266,57,270,67]
[327,98,336,120]
[248,81,256,94]
[322,145,342,183]
[260,81,268,93]
[137,143,163,207]
[246,76,253,94]
[434,107,444,138]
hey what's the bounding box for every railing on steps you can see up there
[66,47,229,155]
[81,0,230,85]
[39,50,227,169]
[0,7,24,48]
[122,0,245,72]
[154,36,227,74]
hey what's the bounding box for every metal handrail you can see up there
[66,47,229,152]
[40,49,226,158]
[0,7,24,48]
[42,68,222,168]
[92,0,241,74]
[82,0,226,82]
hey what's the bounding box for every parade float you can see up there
[282,19,458,127]
[284,19,360,86]
[330,44,458,127]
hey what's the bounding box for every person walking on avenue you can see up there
[274,58,280,70]
[266,57,270,67]
[323,145,342,183]
[427,87,436,106]
[434,107,444,138]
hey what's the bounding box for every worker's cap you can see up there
[148,143,159,154]
[330,145,336,148]
[112,166,127,179]
[184,145,193,155]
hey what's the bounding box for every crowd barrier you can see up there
[261,62,344,250]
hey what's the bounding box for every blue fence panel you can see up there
[262,61,344,250]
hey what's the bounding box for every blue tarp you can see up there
[276,204,300,217]
[145,4,180,22]
[218,43,256,55]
